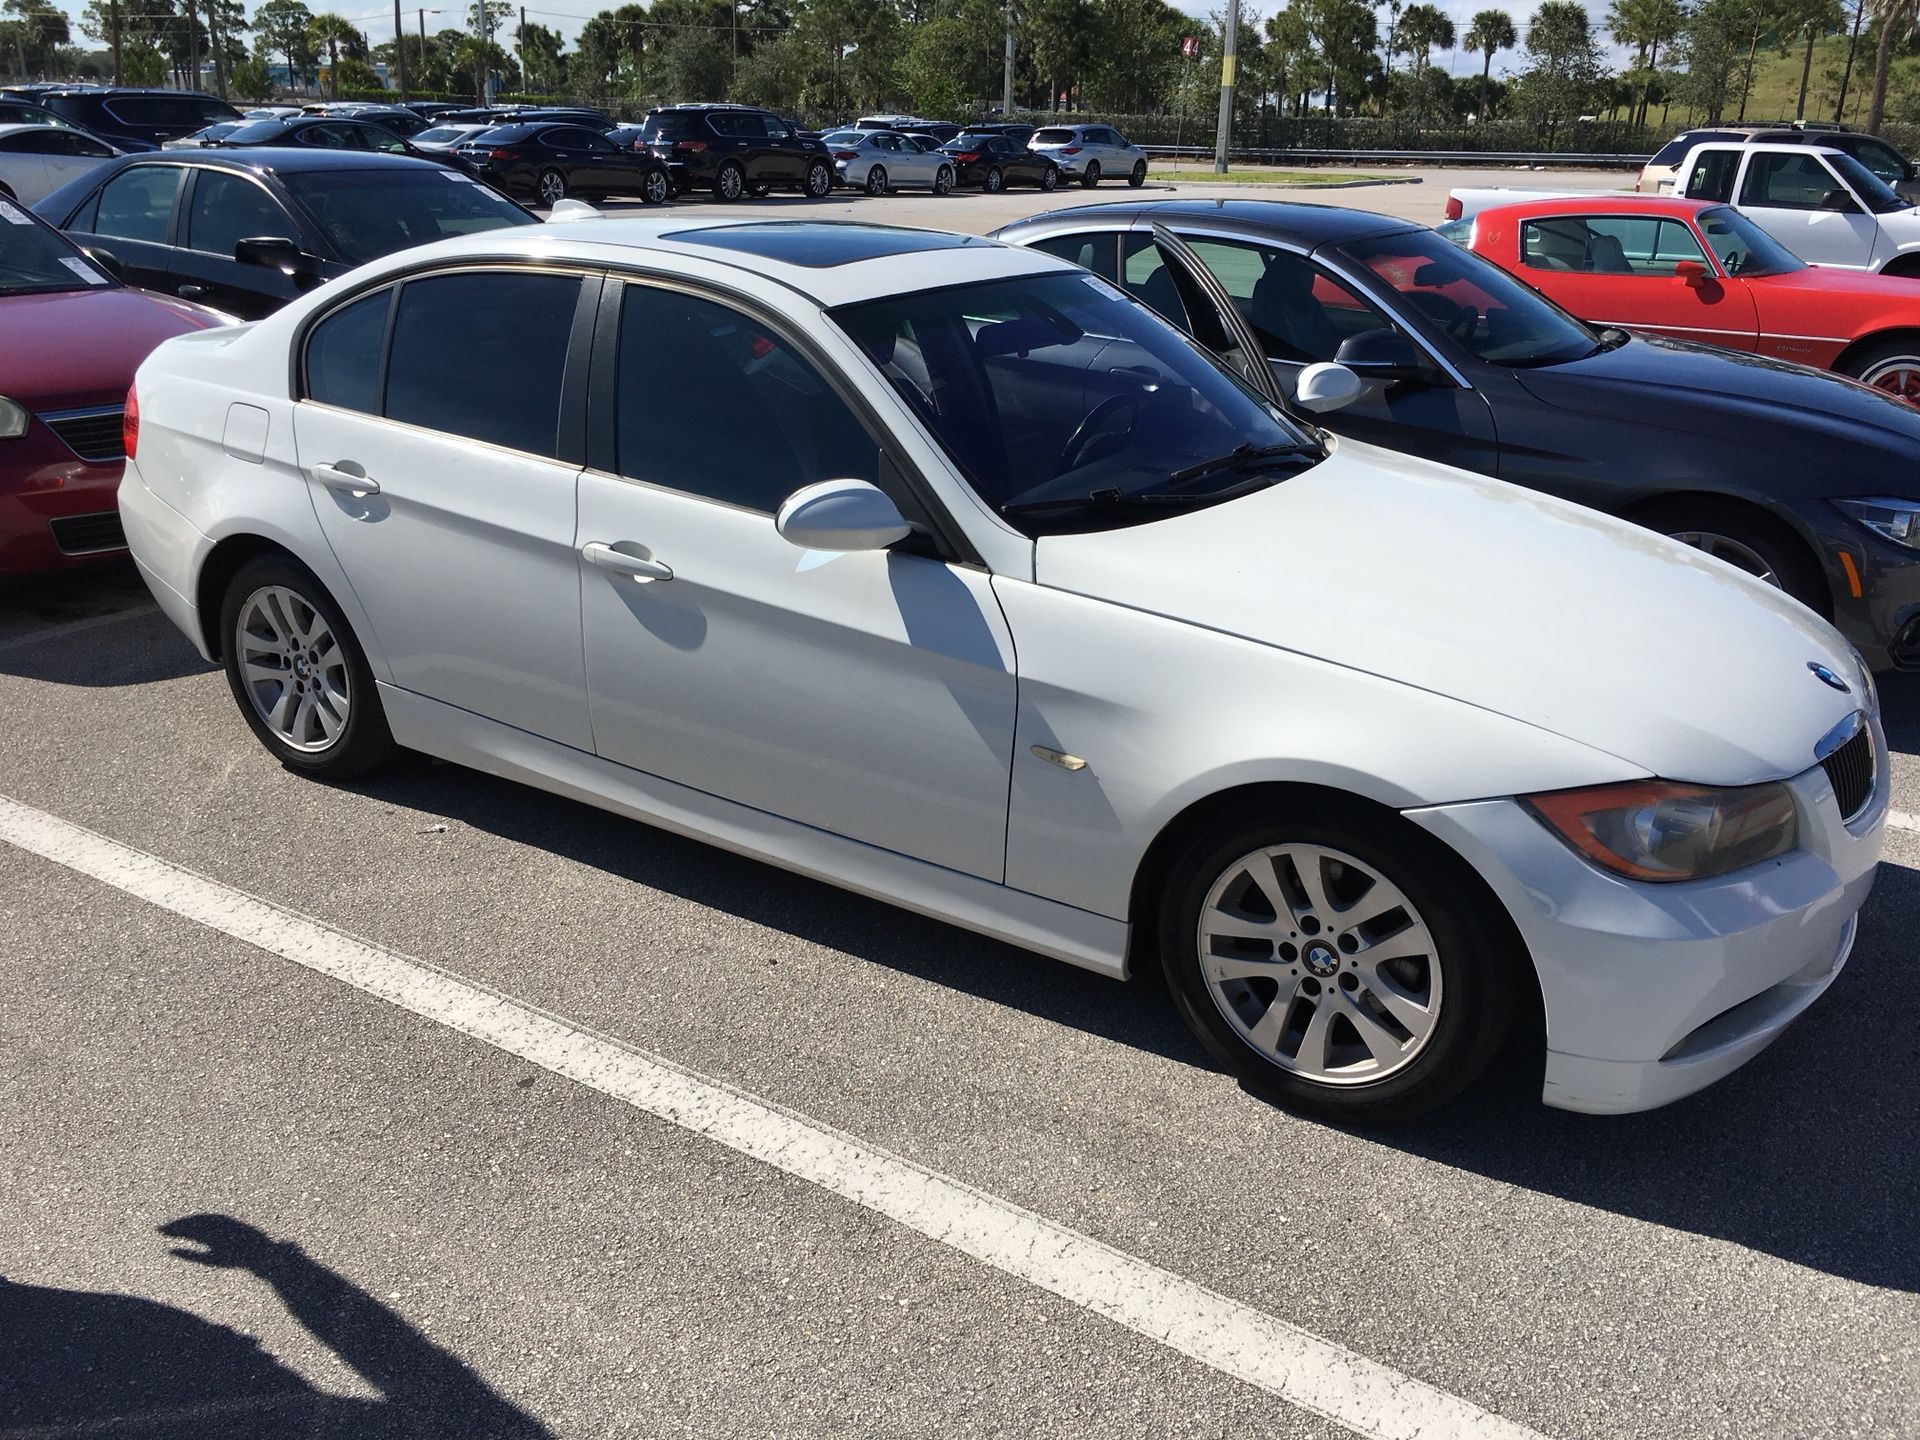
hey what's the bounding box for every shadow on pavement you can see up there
[0,1215,550,1438]
[1371,859,1920,1293]
[0,605,211,686]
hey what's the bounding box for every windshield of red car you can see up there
[0,199,114,296]
[1697,206,1804,277]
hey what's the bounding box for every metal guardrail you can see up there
[1144,144,1649,169]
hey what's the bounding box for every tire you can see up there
[714,161,745,202]
[218,554,395,780]
[747,181,773,198]
[933,165,954,195]
[984,165,1005,193]
[1081,160,1101,188]
[1039,165,1057,191]
[1157,798,1519,1123]
[865,164,888,196]
[536,167,567,207]
[640,168,670,205]
[804,160,833,198]
[1129,159,1147,187]
[1837,332,1920,406]
[1631,497,1827,613]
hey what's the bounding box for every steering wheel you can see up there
[1057,393,1143,474]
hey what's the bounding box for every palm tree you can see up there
[306,12,361,98]
[1397,1,1455,75]
[1463,6,1517,118]
[1866,0,1918,129]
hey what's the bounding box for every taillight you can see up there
[122,385,139,460]
[487,146,521,161]
[673,138,707,153]
[954,151,979,162]
[1443,196,1462,220]
[1060,145,1081,154]
[833,150,858,161]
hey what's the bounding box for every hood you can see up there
[1035,438,1865,787]
[1510,334,1920,453]
[1753,264,1920,305]
[0,286,222,410]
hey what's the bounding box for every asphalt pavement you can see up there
[5,167,1919,1440]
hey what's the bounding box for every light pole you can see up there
[1212,0,1238,172]
[1002,0,1014,116]
[394,0,409,99]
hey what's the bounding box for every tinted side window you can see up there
[615,285,878,512]
[1740,152,1836,209]
[385,271,581,456]
[93,165,184,243]
[188,169,300,255]
[1027,232,1119,282]
[1184,235,1396,363]
[1120,232,1190,329]
[305,289,390,414]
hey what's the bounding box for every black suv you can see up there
[640,104,834,201]
[39,88,241,148]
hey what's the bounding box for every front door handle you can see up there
[582,541,673,582]
[312,462,380,497]
[177,283,207,299]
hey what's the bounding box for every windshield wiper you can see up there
[1003,472,1284,517]
[1166,441,1313,487]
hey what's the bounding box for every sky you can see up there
[42,0,1630,85]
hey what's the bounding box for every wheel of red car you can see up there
[1840,334,1920,406]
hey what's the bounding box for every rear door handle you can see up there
[312,462,380,496]
[581,541,673,582]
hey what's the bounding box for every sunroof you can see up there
[665,222,991,268]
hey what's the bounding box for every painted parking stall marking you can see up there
[1888,809,1920,834]
[0,791,1543,1440]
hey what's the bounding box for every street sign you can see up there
[1180,34,1200,58]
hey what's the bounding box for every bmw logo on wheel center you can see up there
[1809,661,1853,693]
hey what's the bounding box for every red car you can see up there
[1,199,227,575]
[1445,194,1920,404]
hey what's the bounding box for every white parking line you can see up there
[0,791,1540,1440]
[0,604,157,657]
[1888,810,1920,834]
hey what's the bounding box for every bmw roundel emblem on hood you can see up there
[1808,662,1852,693]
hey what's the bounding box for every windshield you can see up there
[640,112,702,141]
[282,169,535,264]
[0,199,112,296]
[1340,228,1599,367]
[821,131,863,145]
[833,272,1318,532]
[1697,205,1804,277]
[1827,151,1908,213]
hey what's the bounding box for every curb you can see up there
[1151,175,1425,190]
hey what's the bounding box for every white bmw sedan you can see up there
[119,216,1886,1122]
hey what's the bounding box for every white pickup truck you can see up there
[1668,140,1920,275]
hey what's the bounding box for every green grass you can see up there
[1150,165,1385,185]
[1674,34,1920,131]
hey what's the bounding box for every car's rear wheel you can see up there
[1129,159,1147,187]
[804,160,833,197]
[1839,333,1920,406]
[984,165,1004,193]
[1633,497,1826,612]
[1158,800,1517,1123]
[865,164,888,196]
[1039,165,1057,191]
[219,555,395,779]
[640,168,670,205]
[714,161,745,201]
[933,165,954,195]
[536,167,567,207]
[1081,160,1101,187]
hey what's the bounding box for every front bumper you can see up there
[0,424,127,576]
[1822,518,1920,671]
[1408,725,1887,1114]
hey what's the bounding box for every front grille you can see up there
[48,511,126,555]
[1820,724,1875,821]
[39,406,126,463]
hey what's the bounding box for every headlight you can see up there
[1522,780,1799,883]
[1834,496,1920,549]
[0,397,27,439]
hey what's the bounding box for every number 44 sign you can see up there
[1179,34,1200,57]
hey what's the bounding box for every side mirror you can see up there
[1905,162,1917,182]
[1294,362,1364,415]
[1673,258,1710,288]
[1819,188,1860,213]
[81,245,124,281]
[234,235,312,274]
[1334,328,1427,384]
[775,479,912,552]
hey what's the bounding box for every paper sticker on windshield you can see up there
[59,256,110,284]
[442,169,476,181]
[1081,273,1120,297]
[0,200,32,225]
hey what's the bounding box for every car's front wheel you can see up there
[933,164,954,195]
[804,160,833,197]
[1158,799,1517,1122]
[219,554,395,779]
[1039,165,1057,191]
[641,168,670,205]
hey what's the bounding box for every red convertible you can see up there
[1444,194,1920,404]
[1,198,227,575]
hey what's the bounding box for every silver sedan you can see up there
[820,129,955,196]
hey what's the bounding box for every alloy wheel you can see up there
[716,163,744,200]
[1862,354,1920,405]
[1040,166,1056,191]
[1196,843,1443,1086]
[537,169,565,206]
[643,170,668,205]
[234,585,351,753]
[866,165,887,196]
[806,162,831,197]
[934,166,952,195]
[1666,529,1780,587]
[986,167,1003,192]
